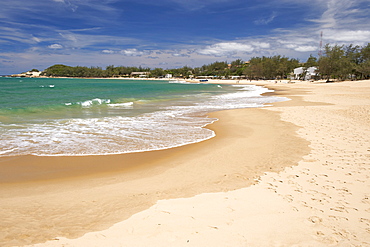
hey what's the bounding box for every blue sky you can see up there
[1,0,370,74]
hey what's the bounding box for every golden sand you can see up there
[1,80,370,246]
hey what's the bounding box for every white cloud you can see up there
[324,29,370,43]
[59,32,78,43]
[318,0,354,28]
[197,42,255,56]
[48,43,63,49]
[254,12,277,25]
[54,31,143,50]
[32,36,41,43]
[294,46,317,52]
[281,41,317,52]
[306,0,370,32]
[120,49,149,56]
[252,42,271,49]
[196,41,273,57]
[52,0,78,12]
[171,51,190,57]
[102,49,115,54]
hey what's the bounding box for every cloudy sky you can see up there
[1,0,369,74]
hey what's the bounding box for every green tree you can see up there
[42,64,73,77]
[318,44,352,81]
[230,59,244,67]
[105,65,116,77]
[304,54,318,68]
[357,43,370,79]
[150,68,165,78]
[198,61,228,77]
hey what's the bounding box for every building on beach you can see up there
[293,66,318,80]
[130,72,150,78]
[11,70,42,77]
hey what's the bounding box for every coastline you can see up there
[1,80,370,246]
[0,81,308,246]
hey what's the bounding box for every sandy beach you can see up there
[1,79,370,246]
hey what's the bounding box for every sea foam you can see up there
[0,83,286,157]
[79,98,111,107]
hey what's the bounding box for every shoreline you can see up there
[2,80,370,246]
[0,82,310,246]
[0,81,278,184]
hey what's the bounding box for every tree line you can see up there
[41,43,370,81]
[318,43,370,80]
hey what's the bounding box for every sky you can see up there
[1,0,370,74]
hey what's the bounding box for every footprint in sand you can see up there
[308,216,322,224]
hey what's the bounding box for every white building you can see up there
[11,70,42,77]
[130,72,150,77]
[293,66,318,80]
[26,71,42,77]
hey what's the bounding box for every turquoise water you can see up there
[0,77,225,123]
[0,77,285,156]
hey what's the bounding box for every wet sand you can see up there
[0,84,309,246]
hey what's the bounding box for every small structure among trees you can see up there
[130,72,150,78]
[293,67,318,81]
[11,69,41,77]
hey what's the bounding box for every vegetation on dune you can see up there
[41,43,370,81]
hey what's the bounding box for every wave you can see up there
[39,85,55,88]
[0,84,287,157]
[64,98,111,107]
[0,112,217,157]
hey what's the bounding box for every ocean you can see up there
[0,77,286,157]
